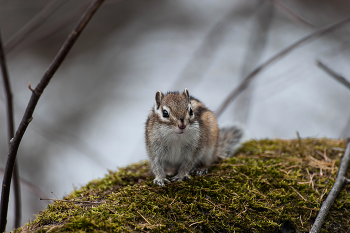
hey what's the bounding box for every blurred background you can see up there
[1,0,350,230]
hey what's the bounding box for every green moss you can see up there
[19,138,350,232]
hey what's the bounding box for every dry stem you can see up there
[310,139,350,233]
[317,60,350,90]
[0,0,105,231]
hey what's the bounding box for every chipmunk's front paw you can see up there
[153,177,170,187]
[195,168,208,176]
[171,174,191,182]
[190,167,208,176]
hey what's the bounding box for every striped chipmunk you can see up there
[145,88,243,186]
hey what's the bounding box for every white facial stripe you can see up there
[155,104,195,122]
[163,106,177,121]
[155,105,171,121]
[188,103,194,118]
[154,103,163,119]
[154,103,160,114]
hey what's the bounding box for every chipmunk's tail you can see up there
[217,125,243,160]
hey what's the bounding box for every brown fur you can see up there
[145,89,242,186]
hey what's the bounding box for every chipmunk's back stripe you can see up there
[195,106,208,116]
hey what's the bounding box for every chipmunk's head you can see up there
[154,88,195,134]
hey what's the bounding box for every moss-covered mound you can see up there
[19,139,350,232]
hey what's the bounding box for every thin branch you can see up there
[215,18,350,118]
[345,178,350,185]
[0,28,22,228]
[170,196,177,205]
[29,118,108,167]
[0,0,105,231]
[4,0,66,54]
[2,2,124,168]
[317,60,350,90]
[290,186,307,202]
[6,2,91,58]
[0,33,13,177]
[6,0,121,57]
[189,221,204,227]
[0,168,47,202]
[265,0,313,27]
[40,198,104,205]
[137,210,152,225]
[310,139,350,232]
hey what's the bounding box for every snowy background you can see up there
[1,0,350,230]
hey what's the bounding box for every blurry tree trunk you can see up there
[233,1,273,124]
[0,29,21,229]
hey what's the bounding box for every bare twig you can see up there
[216,18,350,117]
[296,131,302,147]
[205,198,229,217]
[1,93,108,168]
[317,60,350,90]
[0,167,47,201]
[345,178,350,185]
[265,0,313,27]
[250,189,267,199]
[6,0,122,58]
[290,186,307,202]
[29,116,108,167]
[137,210,151,225]
[4,0,66,54]
[310,139,350,233]
[315,149,332,163]
[0,0,105,231]
[189,221,204,227]
[6,2,91,58]
[0,29,22,228]
[40,198,104,205]
[170,196,177,205]
[28,82,34,92]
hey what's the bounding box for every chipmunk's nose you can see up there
[178,124,186,130]
[178,119,186,130]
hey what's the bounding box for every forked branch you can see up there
[310,139,350,232]
[215,18,350,117]
[0,0,105,231]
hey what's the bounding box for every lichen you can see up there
[18,138,350,233]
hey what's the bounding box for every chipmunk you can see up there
[145,88,243,186]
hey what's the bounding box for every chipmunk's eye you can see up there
[163,110,169,118]
[190,108,193,116]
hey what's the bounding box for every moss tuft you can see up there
[18,138,350,232]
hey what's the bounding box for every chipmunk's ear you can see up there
[155,91,164,109]
[183,88,190,103]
